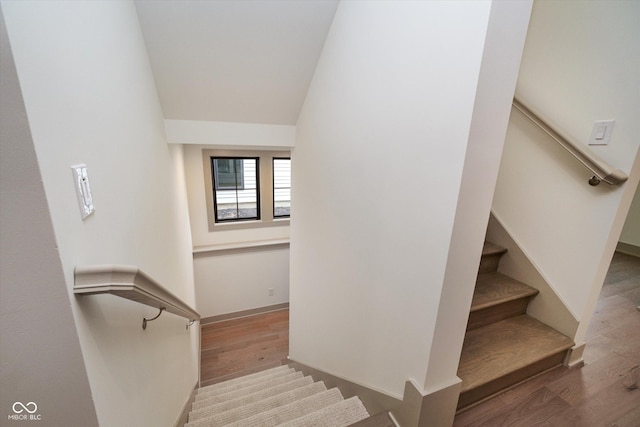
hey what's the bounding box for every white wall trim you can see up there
[165,119,295,147]
[287,358,403,416]
[616,242,640,257]
[173,383,198,427]
[201,303,289,325]
[193,238,290,255]
[565,342,586,368]
[391,377,462,427]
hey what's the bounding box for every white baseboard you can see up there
[201,303,289,325]
[616,242,640,257]
[286,358,402,417]
[174,383,198,427]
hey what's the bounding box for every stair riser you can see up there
[467,298,532,331]
[457,350,567,411]
[478,254,503,274]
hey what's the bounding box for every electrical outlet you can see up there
[268,288,275,296]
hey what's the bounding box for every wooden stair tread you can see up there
[478,242,508,274]
[482,242,507,257]
[471,273,538,312]
[457,315,573,393]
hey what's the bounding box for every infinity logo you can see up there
[12,401,38,414]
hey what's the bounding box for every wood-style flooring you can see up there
[199,252,640,425]
[200,309,289,387]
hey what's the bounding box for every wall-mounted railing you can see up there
[74,265,200,330]
[512,97,628,186]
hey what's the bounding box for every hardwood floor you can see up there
[200,309,289,387]
[454,251,640,426]
[198,252,639,425]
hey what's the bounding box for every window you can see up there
[203,149,290,231]
[212,157,259,222]
[214,158,245,190]
[273,158,291,218]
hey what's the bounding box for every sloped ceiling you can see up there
[134,0,338,125]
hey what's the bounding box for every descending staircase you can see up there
[456,242,574,410]
[185,365,371,427]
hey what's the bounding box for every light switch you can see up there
[71,164,95,220]
[588,120,615,146]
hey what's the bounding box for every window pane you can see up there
[273,158,291,218]
[212,157,259,222]
[214,159,244,190]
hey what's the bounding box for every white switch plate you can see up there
[71,164,95,220]
[588,120,615,146]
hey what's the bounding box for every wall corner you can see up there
[391,379,461,427]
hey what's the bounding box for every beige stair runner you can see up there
[186,365,370,427]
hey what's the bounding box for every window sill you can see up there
[209,218,290,232]
[193,238,290,255]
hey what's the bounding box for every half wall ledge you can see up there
[193,238,290,255]
[74,265,200,329]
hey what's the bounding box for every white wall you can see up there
[183,143,290,318]
[1,2,198,426]
[493,0,640,347]
[0,7,98,424]
[424,0,532,393]
[291,0,529,400]
[620,185,640,247]
[194,247,290,319]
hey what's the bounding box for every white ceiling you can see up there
[134,0,339,125]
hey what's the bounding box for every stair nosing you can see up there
[481,242,507,257]
[470,272,539,312]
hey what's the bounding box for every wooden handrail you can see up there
[513,97,628,186]
[74,265,200,329]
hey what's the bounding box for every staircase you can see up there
[185,365,371,426]
[456,242,574,410]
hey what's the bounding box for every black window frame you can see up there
[211,156,260,223]
[202,149,291,232]
[272,157,291,219]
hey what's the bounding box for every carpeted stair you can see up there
[186,365,370,427]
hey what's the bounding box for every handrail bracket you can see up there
[143,307,165,330]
